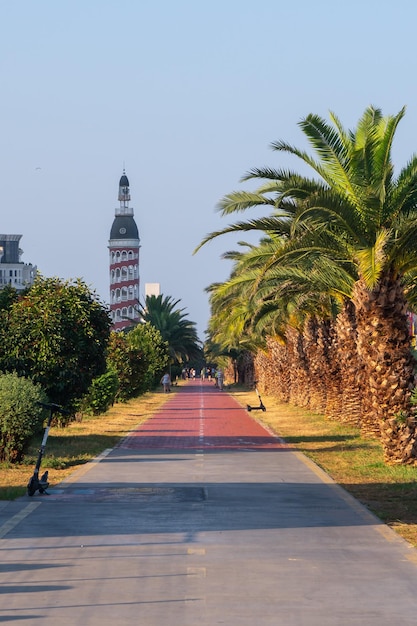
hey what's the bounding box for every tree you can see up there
[0,276,112,412]
[197,106,417,463]
[107,323,169,400]
[142,295,203,367]
[0,284,20,312]
[267,106,417,461]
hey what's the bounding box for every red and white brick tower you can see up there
[108,171,140,331]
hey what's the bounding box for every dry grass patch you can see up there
[0,389,174,500]
[229,387,417,547]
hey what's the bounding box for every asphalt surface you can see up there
[1,380,417,625]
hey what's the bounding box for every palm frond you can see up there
[355,228,391,288]
[216,191,276,215]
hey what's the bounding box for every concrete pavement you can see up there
[1,380,417,624]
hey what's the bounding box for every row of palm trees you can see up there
[197,106,417,464]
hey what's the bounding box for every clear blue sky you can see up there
[1,0,417,339]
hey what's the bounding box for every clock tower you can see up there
[108,171,141,331]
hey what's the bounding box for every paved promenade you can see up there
[1,380,417,624]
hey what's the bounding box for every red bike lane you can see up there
[119,378,286,452]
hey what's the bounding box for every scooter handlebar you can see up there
[37,401,70,415]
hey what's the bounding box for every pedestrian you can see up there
[200,367,206,381]
[160,372,171,393]
[215,369,224,390]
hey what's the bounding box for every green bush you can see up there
[0,372,47,462]
[80,368,119,415]
[108,324,169,401]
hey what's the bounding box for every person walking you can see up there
[215,368,224,390]
[160,372,171,393]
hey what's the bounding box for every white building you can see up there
[0,234,36,291]
[145,283,160,298]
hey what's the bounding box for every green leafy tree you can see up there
[0,284,20,312]
[107,323,169,400]
[0,276,112,411]
[128,322,170,392]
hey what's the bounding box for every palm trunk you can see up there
[286,327,310,407]
[353,271,417,463]
[254,337,290,401]
[237,350,255,387]
[334,300,362,426]
[322,320,343,422]
[303,317,328,413]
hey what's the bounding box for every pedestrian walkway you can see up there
[1,380,417,625]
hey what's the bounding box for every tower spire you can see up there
[117,170,132,215]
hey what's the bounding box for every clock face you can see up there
[119,227,126,234]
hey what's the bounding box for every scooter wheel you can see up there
[27,477,37,497]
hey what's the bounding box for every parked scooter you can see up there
[246,383,266,412]
[27,402,68,496]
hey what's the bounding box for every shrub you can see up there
[80,368,119,415]
[0,373,48,462]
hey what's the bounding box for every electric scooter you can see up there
[27,401,68,497]
[246,383,266,412]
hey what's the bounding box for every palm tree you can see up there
[142,294,202,370]
[208,232,358,414]
[205,244,269,386]
[268,107,417,461]
[198,106,417,463]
